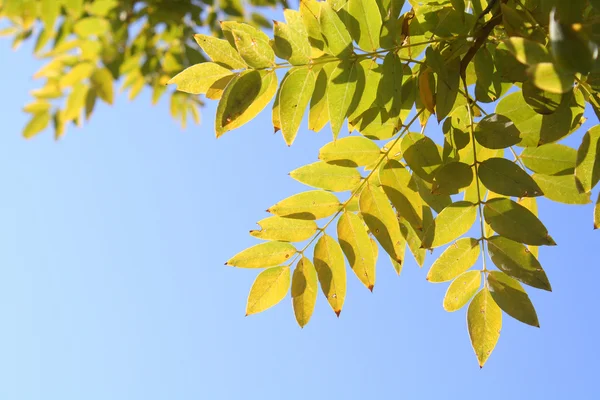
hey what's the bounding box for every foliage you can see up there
[0,0,286,138]
[170,0,600,367]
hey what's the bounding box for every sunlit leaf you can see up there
[347,0,382,51]
[474,114,521,149]
[319,1,353,58]
[522,80,563,115]
[427,238,480,283]
[399,216,426,267]
[478,158,543,197]
[279,67,316,145]
[232,29,275,69]
[168,62,234,95]
[487,271,539,327]
[575,126,600,193]
[290,161,361,191]
[444,270,480,312]
[532,174,591,205]
[379,160,425,229]
[309,63,335,132]
[402,132,443,182]
[292,257,318,327]
[432,162,474,195]
[246,266,291,315]
[273,13,311,65]
[250,216,318,242]
[194,34,247,70]
[328,61,359,138]
[268,190,341,220]
[595,193,600,230]
[520,143,577,175]
[314,234,347,316]
[73,17,109,37]
[226,241,297,268]
[319,136,381,167]
[23,110,51,139]
[527,62,573,94]
[337,212,376,290]
[422,201,478,249]
[467,288,502,368]
[550,10,597,74]
[504,37,551,65]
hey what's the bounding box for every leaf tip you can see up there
[335,310,341,317]
[368,285,374,292]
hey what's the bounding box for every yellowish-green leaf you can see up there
[290,161,361,192]
[273,16,311,65]
[467,288,502,368]
[479,158,543,197]
[532,174,591,205]
[487,271,539,327]
[575,126,600,193]
[23,110,51,139]
[527,62,573,94]
[250,216,318,242]
[444,270,481,312]
[504,37,551,65]
[337,212,376,291]
[319,1,353,58]
[328,61,359,139]
[516,197,539,258]
[378,52,404,118]
[194,34,247,70]
[41,0,60,29]
[91,68,114,105]
[360,183,405,263]
[73,17,109,37]
[432,162,474,195]
[268,190,341,220]
[216,70,277,137]
[308,63,334,132]
[427,238,480,283]
[347,0,381,51]
[319,136,381,167]
[422,201,478,249]
[520,143,577,175]
[59,62,94,88]
[246,266,291,315]
[314,234,347,316]
[484,198,556,246]
[232,29,275,69]
[63,82,88,122]
[226,241,297,268]
[349,59,382,121]
[86,0,118,16]
[379,160,424,229]
[402,132,443,182]
[300,0,327,56]
[412,174,452,214]
[594,192,600,230]
[474,113,521,149]
[292,257,318,327]
[168,63,234,95]
[279,67,316,145]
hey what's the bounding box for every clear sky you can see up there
[0,19,598,400]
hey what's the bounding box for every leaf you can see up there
[503,37,551,65]
[91,68,114,105]
[246,266,291,315]
[522,80,563,115]
[41,0,60,29]
[23,111,51,139]
[418,67,436,113]
[483,198,556,246]
[337,212,376,290]
[379,160,425,229]
[575,126,600,193]
[194,34,247,70]
[422,201,478,249]
[300,0,327,55]
[595,192,600,230]
[412,174,452,214]
[444,270,480,312]
[527,63,573,94]
[427,238,480,283]
[250,216,318,242]
[349,59,382,121]
[279,67,316,146]
[314,234,347,315]
[436,57,460,123]
[226,241,297,268]
[402,132,443,182]
[215,70,277,137]
[532,174,591,205]
[432,162,474,195]
[273,13,311,65]
[520,143,577,175]
[378,52,405,117]
[550,11,597,74]
[232,29,275,69]
[292,257,318,327]
[290,161,361,192]
[168,62,234,95]
[319,1,353,58]
[359,183,405,263]
[478,158,543,197]
[268,190,341,220]
[474,114,521,149]
[60,62,94,88]
[73,17,109,37]
[319,136,381,167]
[399,217,426,267]
[467,288,502,368]
[328,61,359,139]
[347,0,382,51]
[487,271,539,327]
[308,63,335,132]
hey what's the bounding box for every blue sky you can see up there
[1,20,599,400]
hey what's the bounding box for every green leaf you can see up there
[575,126,600,193]
[349,59,382,121]
[268,190,341,220]
[91,68,114,105]
[422,201,478,249]
[474,114,521,149]
[478,158,543,197]
[289,161,361,192]
[232,29,275,69]
[292,257,318,327]
[347,0,382,51]
[308,63,335,132]
[427,238,480,283]
[487,271,539,327]
[279,67,316,146]
[379,160,425,229]
[432,162,474,195]
[273,14,311,65]
[487,236,551,291]
[250,216,318,242]
[216,70,278,137]
[595,192,600,230]
[504,37,551,65]
[527,62,573,94]
[59,63,95,89]
[41,0,60,29]
[328,61,359,138]
[73,17,109,37]
[319,136,381,167]
[436,57,461,123]
[467,288,502,368]
[412,174,452,214]
[402,132,443,182]
[550,12,597,74]
[520,143,577,175]
[399,216,426,267]
[227,241,297,268]
[516,197,539,258]
[300,0,327,55]
[246,266,291,315]
[444,270,481,312]
[319,1,353,58]
[483,198,556,246]
[532,174,591,205]
[194,34,247,70]
[314,234,347,316]
[23,110,51,139]
[378,52,405,118]
[63,82,88,122]
[522,80,563,115]
[168,62,234,95]
[337,212,376,290]
[359,183,405,263]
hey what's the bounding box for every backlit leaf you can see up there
[527,62,573,94]
[73,17,109,37]
[504,37,551,65]
[319,136,381,167]
[337,212,376,290]
[273,16,311,65]
[443,270,480,312]
[474,114,521,149]
[328,61,359,138]
[292,257,318,327]
[91,68,114,105]
[522,80,563,115]
[168,62,234,95]
[347,0,382,51]
[520,143,577,175]
[550,11,597,74]
[575,126,600,193]
[227,241,297,268]
[427,238,480,283]
[250,216,318,242]
[402,132,443,182]
[319,1,353,58]
[399,217,426,267]
[479,158,543,197]
[432,162,474,195]
[595,193,600,230]
[422,201,477,249]
[487,271,539,327]
[290,161,361,192]
[268,190,341,220]
[308,63,335,132]
[314,234,347,315]
[232,29,275,69]
[246,266,291,315]
[379,160,425,229]
[23,110,51,139]
[467,288,502,368]
[194,34,247,70]
[279,67,316,146]
[532,174,591,205]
